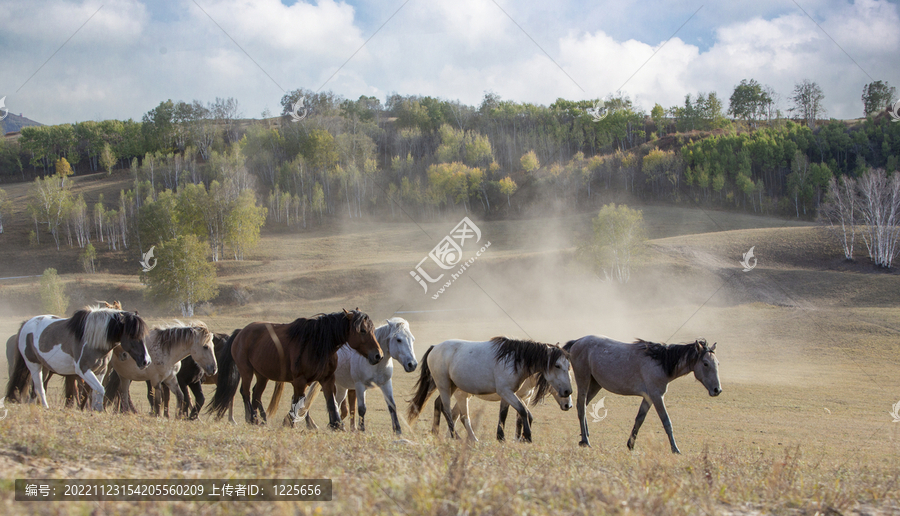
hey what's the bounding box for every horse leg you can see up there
[650,395,680,454]
[321,376,343,430]
[238,369,256,424]
[378,380,402,435]
[77,368,107,412]
[574,372,598,447]
[346,391,355,428]
[498,390,531,442]
[437,385,459,439]
[145,381,155,415]
[432,397,444,435]
[285,380,309,428]
[302,382,320,430]
[351,384,367,432]
[627,398,652,451]
[457,395,478,442]
[189,382,204,420]
[497,401,510,441]
[29,363,50,408]
[163,375,184,419]
[251,374,269,424]
[179,380,191,418]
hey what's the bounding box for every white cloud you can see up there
[0,0,897,124]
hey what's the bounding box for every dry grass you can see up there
[1,200,900,514]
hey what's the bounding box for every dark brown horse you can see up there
[208,309,382,428]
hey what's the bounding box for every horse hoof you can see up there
[578,441,591,448]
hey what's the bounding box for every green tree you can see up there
[225,190,267,260]
[55,157,73,182]
[651,104,666,136]
[147,234,218,317]
[39,268,69,314]
[520,150,540,173]
[99,142,116,175]
[861,80,897,117]
[498,176,517,207]
[81,242,97,273]
[729,79,772,126]
[790,80,826,129]
[578,204,646,283]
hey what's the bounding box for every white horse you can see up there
[269,317,417,433]
[408,337,573,443]
[564,336,721,454]
[435,372,573,441]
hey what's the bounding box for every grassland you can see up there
[1,177,899,515]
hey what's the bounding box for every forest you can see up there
[1,79,898,233]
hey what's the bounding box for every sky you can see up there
[0,0,898,126]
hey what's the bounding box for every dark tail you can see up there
[5,343,31,403]
[208,329,241,420]
[563,339,577,353]
[267,382,284,416]
[406,346,436,424]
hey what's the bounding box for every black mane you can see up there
[286,310,374,379]
[106,311,148,343]
[491,336,568,406]
[638,338,708,377]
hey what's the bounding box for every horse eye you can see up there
[703,362,709,368]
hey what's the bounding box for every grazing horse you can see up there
[435,373,573,442]
[150,331,233,419]
[5,307,150,411]
[105,321,218,417]
[407,337,572,443]
[272,317,417,434]
[208,309,383,428]
[564,336,721,454]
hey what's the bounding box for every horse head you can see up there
[111,311,151,370]
[344,308,383,365]
[543,344,573,399]
[189,322,218,376]
[693,339,721,396]
[385,318,417,373]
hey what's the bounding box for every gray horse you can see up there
[564,336,720,454]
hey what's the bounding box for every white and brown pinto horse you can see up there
[565,336,721,454]
[408,337,572,443]
[5,307,150,411]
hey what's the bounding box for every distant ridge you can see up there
[2,112,43,135]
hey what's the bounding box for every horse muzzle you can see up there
[404,361,418,373]
[710,387,722,396]
[206,365,218,376]
[137,356,151,369]
[368,352,383,365]
[560,389,572,398]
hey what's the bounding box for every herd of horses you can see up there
[4,303,721,453]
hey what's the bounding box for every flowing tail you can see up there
[208,329,241,420]
[5,341,31,403]
[267,382,285,416]
[406,346,436,424]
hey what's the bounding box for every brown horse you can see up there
[208,309,383,428]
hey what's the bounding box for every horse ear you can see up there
[119,351,128,361]
[710,342,717,352]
